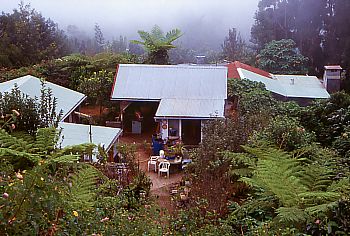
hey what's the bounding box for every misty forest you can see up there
[1,1,350,235]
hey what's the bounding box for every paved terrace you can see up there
[119,132,183,211]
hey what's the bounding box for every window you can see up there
[168,119,179,137]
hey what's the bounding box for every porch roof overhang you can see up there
[155,98,225,119]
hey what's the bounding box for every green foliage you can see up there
[68,166,101,210]
[221,28,255,64]
[254,116,315,151]
[251,0,350,80]
[0,127,162,235]
[228,78,286,117]
[257,39,309,74]
[301,92,350,145]
[232,145,349,233]
[77,69,113,112]
[0,3,69,68]
[0,83,62,135]
[0,52,137,91]
[131,25,182,64]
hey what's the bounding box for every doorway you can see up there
[181,119,201,145]
[123,101,159,134]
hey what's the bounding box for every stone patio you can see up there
[120,132,184,211]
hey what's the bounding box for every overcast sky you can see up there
[1,0,259,50]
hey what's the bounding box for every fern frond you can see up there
[240,176,260,188]
[298,191,340,205]
[243,146,307,206]
[276,207,307,223]
[49,154,79,164]
[327,177,350,194]
[130,39,146,46]
[55,143,95,157]
[0,129,31,152]
[0,147,40,163]
[230,167,255,177]
[68,166,100,210]
[305,201,338,215]
[301,164,333,191]
[151,25,165,41]
[165,28,182,43]
[11,131,35,143]
[31,127,58,154]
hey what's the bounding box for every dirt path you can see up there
[120,133,183,212]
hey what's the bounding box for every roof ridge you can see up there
[119,63,227,70]
[230,61,272,78]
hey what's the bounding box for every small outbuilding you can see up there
[58,122,122,162]
[0,75,86,122]
[0,75,123,161]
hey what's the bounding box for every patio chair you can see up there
[159,150,165,158]
[147,156,158,172]
[158,161,170,178]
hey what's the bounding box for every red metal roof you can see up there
[226,61,272,79]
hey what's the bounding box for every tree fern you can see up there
[275,207,307,223]
[31,127,58,155]
[223,151,256,178]
[68,166,100,210]
[240,145,347,226]
[242,146,306,207]
[304,201,338,215]
[55,143,95,158]
[50,154,80,164]
[0,128,32,152]
[0,147,40,163]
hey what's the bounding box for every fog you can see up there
[1,0,259,50]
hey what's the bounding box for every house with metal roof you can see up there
[0,75,123,161]
[58,122,122,162]
[111,64,227,144]
[0,75,86,122]
[227,61,330,105]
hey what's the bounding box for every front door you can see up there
[181,119,201,145]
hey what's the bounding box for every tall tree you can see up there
[222,28,252,63]
[94,23,105,54]
[131,25,182,64]
[111,35,127,53]
[0,2,69,68]
[251,0,292,49]
[257,39,309,74]
[251,0,350,77]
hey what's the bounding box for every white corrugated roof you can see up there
[155,99,225,118]
[238,68,283,95]
[274,75,330,98]
[0,75,86,120]
[238,68,330,99]
[111,64,227,100]
[58,122,122,152]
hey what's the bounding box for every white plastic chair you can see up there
[159,150,165,158]
[158,161,170,178]
[148,156,158,172]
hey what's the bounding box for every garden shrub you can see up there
[0,83,61,135]
[253,116,315,151]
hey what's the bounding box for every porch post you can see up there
[200,120,203,142]
[179,119,182,140]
